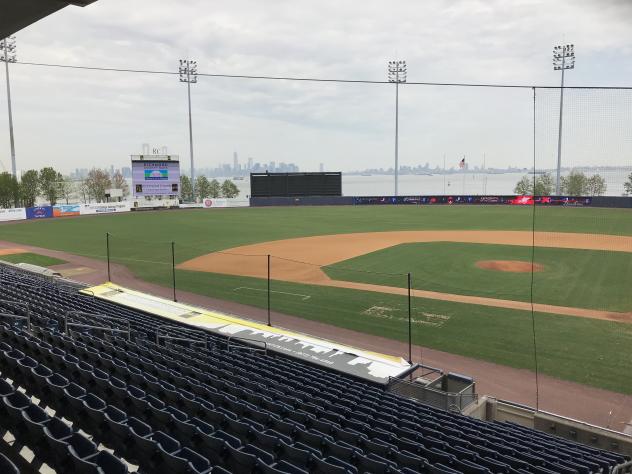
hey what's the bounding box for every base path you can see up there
[179,230,632,323]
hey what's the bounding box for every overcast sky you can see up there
[1,0,631,175]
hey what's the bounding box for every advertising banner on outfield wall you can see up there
[79,202,132,215]
[202,198,250,208]
[0,207,27,222]
[26,206,53,219]
[353,195,593,206]
[53,204,81,217]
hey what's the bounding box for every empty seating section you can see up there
[0,265,628,473]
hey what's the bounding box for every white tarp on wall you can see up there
[0,207,26,222]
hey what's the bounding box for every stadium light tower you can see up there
[388,60,407,196]
[1,36,17,177]
[553,44,575,195]
[179,59,197,186]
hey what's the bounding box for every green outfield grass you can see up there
[324,242,632,312]
[1,205,632,394]
[0,252,66,267]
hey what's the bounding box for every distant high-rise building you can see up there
[269,161,276,172]
[247,157,253,171]
[233,152,238,173]
[319,163,324,173]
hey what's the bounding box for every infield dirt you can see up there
[179,230,632,323]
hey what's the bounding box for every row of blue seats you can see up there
[2,323,446,473]
[0,265,628,473]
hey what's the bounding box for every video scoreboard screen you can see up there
[131,157,180,197]
[250,172,342,197]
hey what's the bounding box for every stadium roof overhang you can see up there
[0,0,98,38]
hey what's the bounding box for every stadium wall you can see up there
[250,195,632,208]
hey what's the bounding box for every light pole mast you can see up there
[388,60,407,196]
[1,36,17,177]
[179,59,198,187]
[553,44,575,195]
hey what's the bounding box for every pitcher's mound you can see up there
[476,260,544,273]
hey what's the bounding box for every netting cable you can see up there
[530,87,540,411]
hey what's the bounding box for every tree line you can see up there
[0,167,129,209]
[179,176,240,202]
[514,170,612,196]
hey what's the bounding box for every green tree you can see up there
[39,167,62,205]
[560,170,588,196]
[514,175,532,195]
[586,174,607,196]
[179,175,194,202]
[84,168,112,203]
[533,173,554,196]
[220,179,240,198]
[110,170,129,198]
[209,179,221,198]
[624,173,632,196]
[20,170,40,207]
[0,172,20,208]
[195,176,211,200]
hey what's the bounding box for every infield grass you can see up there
[324,242,632,312]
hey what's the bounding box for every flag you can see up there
[459,157,465,169]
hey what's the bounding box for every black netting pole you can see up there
[267,254,271,326]
[408,272,412,364]
[106,232,111,281]
[172,241,177,302]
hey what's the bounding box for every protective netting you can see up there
[532,87,632,429]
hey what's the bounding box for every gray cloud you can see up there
[0,0,631,174]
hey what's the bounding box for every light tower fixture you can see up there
[1,36,17,177]
[388,60,407,196]
[179,59,198,189]
[552,44,575,195]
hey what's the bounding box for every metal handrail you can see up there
[0,312,31,332]
[387,375,478,413]
[226,335,267,354]
[155,324,208,347]
[0,299,31,331]
[64,310,131,341]
[612,459,632,474]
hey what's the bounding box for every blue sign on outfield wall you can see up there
[26,206,53,219]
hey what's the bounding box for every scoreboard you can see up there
[250,172,342,198]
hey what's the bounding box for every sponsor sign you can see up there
[79,202,131,215]
[202,198,227,208]
[0,207,27,222]
[202,198,250,208]
[354,195,593,206]
[26,206,53,219]
[53,204,81,217]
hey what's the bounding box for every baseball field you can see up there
[1,205,631,395]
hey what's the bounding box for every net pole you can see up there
[172,241,177,302]
[106,232,111,281]
[408,272,412,364]
[267,254,271,326]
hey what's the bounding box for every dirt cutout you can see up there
[476,260,544,273]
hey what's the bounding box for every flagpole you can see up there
[443,154,446,195]
[462,156,466,194]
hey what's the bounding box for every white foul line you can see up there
[233,287,311,301]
